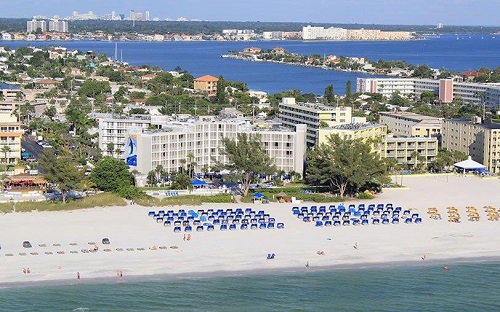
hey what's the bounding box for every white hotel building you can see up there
[357,77,500,107]
[98,115,307,175]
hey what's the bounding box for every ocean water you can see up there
[3,35,499,95]
[2,261,500,311]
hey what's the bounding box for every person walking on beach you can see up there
[305,261,310,269]
[77,272,80,280]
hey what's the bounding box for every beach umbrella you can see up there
[191,179,207,186]
[253,192,264,198]
[188,209,199,218]
[277,192,287,198]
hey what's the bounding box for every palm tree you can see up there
[106,142,114,157]
[154,164,164,186]
[1,145,11,164]
[186,152,195,178]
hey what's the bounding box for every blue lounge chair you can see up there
[392,218,399,224]
[156,217,163,223]
[207,225,215,231]
[158,210,165,217]
[148,211,155,217]
[267,223,275,229]
[405,218,412,224]
[164,221,171,227]
[415,217,422,224]
[250,224,258,230]
[240,224,248,230]
[324,221,332,227]
[185,226,192,232]
[382,218,389,225]
[333,221,341,226]
[259,223,267,229]
[196,226,203,232]
[315,221,323,227]
[361,219,369,225]
[173,226,181,233]
[277,223,285,229]
[342,220,350,226]
[372,218,380,225]
[229,224,237,230]
[220,224,228,231]
[412,213,419,219]
[352,219,360,226]
[404,210,410,216]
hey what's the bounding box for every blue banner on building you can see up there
[125,134,138,167]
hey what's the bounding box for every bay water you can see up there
[4,35,499,95]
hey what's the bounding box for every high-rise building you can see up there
[27,19,47,33]
[145,11,150,21]
[48,19,68,33]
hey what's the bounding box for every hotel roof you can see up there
[445,119,500,130]
[194,75,219,82]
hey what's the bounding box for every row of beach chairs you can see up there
[149,208,284,233]
[293,204,421,227]
[429,206,499,222]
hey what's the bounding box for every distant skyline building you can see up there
[437,23,444,29]
[48,19,68,32]
[27,18,47,33]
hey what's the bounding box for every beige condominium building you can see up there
[379,111,443,138]
[381,136,438,167]
[278,97,351,146]
[0,113,23,164]
[442,118,500,173]
[318,122,437,167]
[124,119,307,175]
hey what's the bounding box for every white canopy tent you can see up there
[453,156,486,173]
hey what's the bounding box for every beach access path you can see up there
[1,174,499,286]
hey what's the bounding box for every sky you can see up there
[1,0,499,26]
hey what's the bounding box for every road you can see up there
[21,134,44,160]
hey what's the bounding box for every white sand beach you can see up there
[1,174,500,286]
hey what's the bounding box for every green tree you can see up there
[218,133,276,196]
[146,170,157,186]
[44,106,57,120]
[344,80,352,105]
[305,134,388,197]
[90,157,133,193]
[324,84,335,104]
[412,64,434,78]
[38,149,83,203]
[216,75,226,104]
[171,172,191,190]
[77,79,111,98]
